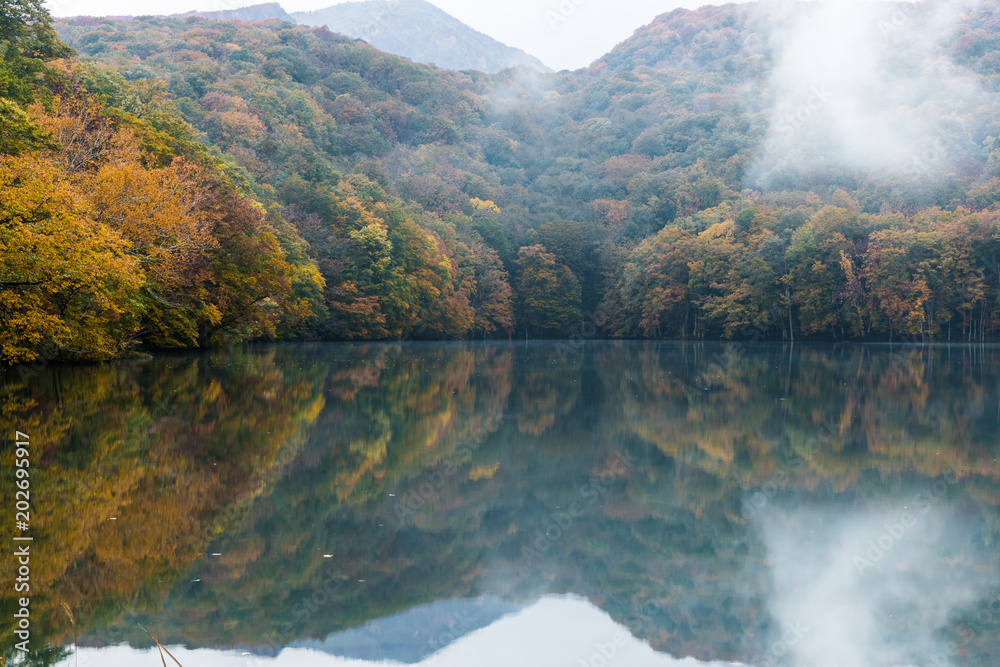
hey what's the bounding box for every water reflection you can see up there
[758,505,997,666]
[61,597,733,666]
[4,342,1000,666]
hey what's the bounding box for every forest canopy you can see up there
[5,1,1000,363]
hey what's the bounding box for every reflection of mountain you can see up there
[11,342,1000,666]
[290,596,522,663]
[61,597,725,667]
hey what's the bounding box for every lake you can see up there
[2,341,999,666]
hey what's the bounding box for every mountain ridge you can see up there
[175,2,296,22]
[292,0,551,72]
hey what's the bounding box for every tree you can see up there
[611,227,697,338]
[0,0,71,105]
[34,93,295,350]
[469,242,513,337]
[200,187,294,345]
[0,153,144,363]
[0,0,66,56]
[515,244,581,338]
[786,208,868,339]
[862,229,943,341]
[688,220,745,338]
[0,98,53,154]
[538,219,605,314]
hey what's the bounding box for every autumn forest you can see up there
[5,1,1000,364]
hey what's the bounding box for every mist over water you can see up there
[756,500,998,667]
[751,0,991,186]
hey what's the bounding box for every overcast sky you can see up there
[45,0,749,70]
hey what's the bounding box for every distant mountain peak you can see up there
[177,2,295,22]
[292,0,550,73]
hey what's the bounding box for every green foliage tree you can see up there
[0,0,71,104]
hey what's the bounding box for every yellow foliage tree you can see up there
[0,153,144,363]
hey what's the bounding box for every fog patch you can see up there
[749,0,990,188]
[754,500,997,666]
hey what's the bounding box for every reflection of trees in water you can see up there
[319,343,514,504]
[6,343,1000,665]
[514,345,582,436]
[602,343,1000,485]
[0,346,329,658]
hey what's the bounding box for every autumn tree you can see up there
[610,227,697,338]
[786,208,870,339]
[0,98,53,154]
[862,229,946,341]
[200,187,294,345]
[469,241,513,337]
[515,244,581,338]
[0,153,144,363]
[538,219,606,314]
[687,219,746,338]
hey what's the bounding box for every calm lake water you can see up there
[3,341,1000,666]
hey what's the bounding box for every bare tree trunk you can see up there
[787,286,794,342]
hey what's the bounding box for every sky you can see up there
[44,0,750,71]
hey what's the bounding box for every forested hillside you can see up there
[0,1,310,365]
[6,1,1000,365]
